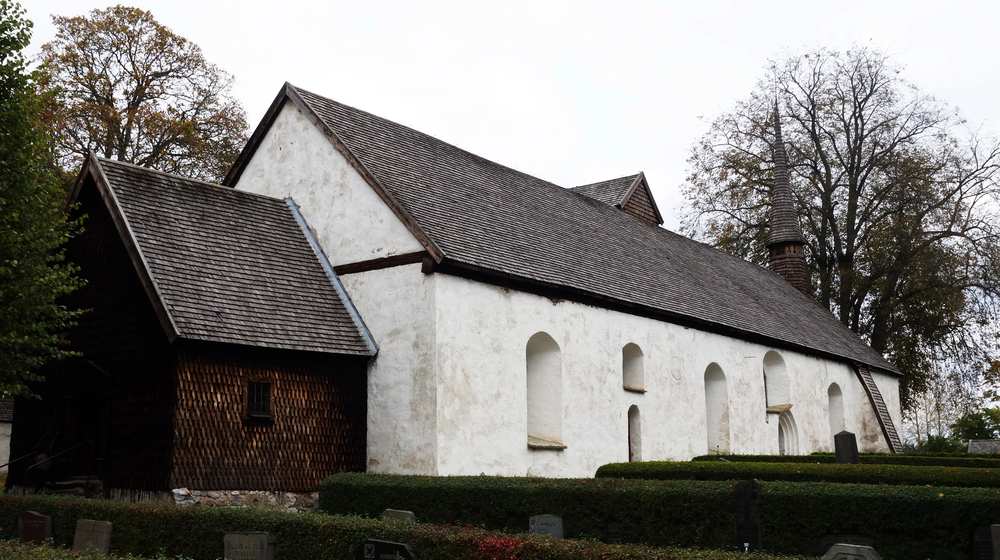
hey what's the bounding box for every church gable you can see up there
[228,88,428,266]
[571,172,663,226]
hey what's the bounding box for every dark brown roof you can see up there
[572,174,639,206]
[767,103,805,246]
[227,84,896,374]
[571,173,664,226]
[85,157,376,356]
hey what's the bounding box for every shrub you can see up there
[597,460,1000,487]
[319,473,1000,559]
[318,474,738,549]
[693,453,1000,468]
[0,540,165,559]
[0,495,797,560]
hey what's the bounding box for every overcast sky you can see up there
[25,0,1000,228]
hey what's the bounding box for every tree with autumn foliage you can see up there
[682,48,1000,413]
[39,5,248,181]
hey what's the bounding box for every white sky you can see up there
[25,0,1000,229]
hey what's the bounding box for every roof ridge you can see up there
[96,157,287,204]
[572,172,642,191]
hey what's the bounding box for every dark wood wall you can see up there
[171,343,367,492]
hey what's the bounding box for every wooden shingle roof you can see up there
[79,156,376,356]
[226,84,897,374]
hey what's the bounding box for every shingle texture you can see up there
[767,105,805,246]
[571,175,639,207]
[289,86,895,373]
[96,158,373,356]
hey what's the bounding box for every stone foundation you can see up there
[171,488,319,512]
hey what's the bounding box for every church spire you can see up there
[767,102,810,294]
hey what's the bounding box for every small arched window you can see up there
[828,383,845,438]
[622,343,644,392]
[704,363,730,454]
[763,351,790,408]
[526,332,563,449]
[628,405,642,462]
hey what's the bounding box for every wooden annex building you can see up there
[7,156,376,494]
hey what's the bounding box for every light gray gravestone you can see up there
[822,543,881,560]
[381,508,417,523]
[528,514,564,539]
[969,439,1000,455]
[834,431,860,464]
[17,511,52,544]
[72,519,113,553]
[224,532,275,560]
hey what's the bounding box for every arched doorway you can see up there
[704,363,730,454]
[628,405,641,462]
[778,411,798,455]
[828,383,845,439]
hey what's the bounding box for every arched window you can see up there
[622,343,644,392]
[778,411,799,455]
[526,332,563,448]
[763,351,790,408]
[828,383,845,438]
[704,363,730,454]
[628,405,642,462]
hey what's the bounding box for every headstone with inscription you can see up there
[72,519,112,553]
[969,439,1000,455]
[381,508,417,524]
[834,431,860,464]
[528,514,564,539]
[17,511,52,544]
[224,532,275,560]
[357,538,417,560]
[821,543,881,560]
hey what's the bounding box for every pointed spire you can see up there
[767,102,810,295]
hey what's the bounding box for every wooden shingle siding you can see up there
[171,345,366,491]
[621,182,660,226]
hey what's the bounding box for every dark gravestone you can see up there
[834,431,860,464]
[224,532,275,560]
[358,538,417,560]
[381,509,417,524]
[17,511,52,544]
[973,526,992,560]
[72,519,113,553]
[821,543,881,559]
[528,514,564,538]
[733,480,760,551]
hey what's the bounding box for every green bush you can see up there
[319,473,1000,559]
[597,460,1000,487]
[318,474,738,549]
[0,495,797,560]
[0,540,165,559]
[693,453,1000,468]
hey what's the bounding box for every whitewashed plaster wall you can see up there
[235,102,423,265]
[431,272,899,477]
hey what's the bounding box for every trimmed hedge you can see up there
[0,540,161,559]
[693,453,1000,469]
[319,472,1000,559]
[0,495,797,560]
[597,459,1000,487]
[318,474,739,549]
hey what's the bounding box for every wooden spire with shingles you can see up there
[767,103,810,295]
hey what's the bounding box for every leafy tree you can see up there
[682,48,1000,408]
[0,0,82,395]
[950,408,1000,441]
[39,5,248,181]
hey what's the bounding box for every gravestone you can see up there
[17,511,52,544]
[821,543,881,560]
[381,508,417,524]
[973,526,992,560]
[992,525,1000,560]
[969,439,1000,455]
[834,431,860,464]
[733,480,760,550]
[528,514,564,539]
[224,532,275,560]
[72,519,113,553]
[357,538,417,560]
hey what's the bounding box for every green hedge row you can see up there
[319,472,1000,559]
[0,495,797,560]
[693,453,1000,468]
[0,540,161,559]
[597,460,1000,487]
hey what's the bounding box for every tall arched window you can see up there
[828,383,845,438]
[704,363,730,454]
[526,332,563,448]
[763,351,790,408]
[623,343,644,392]
[628,405,642,462]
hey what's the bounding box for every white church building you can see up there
[217,83,903,478]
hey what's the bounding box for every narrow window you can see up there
[828,383,845,438]
[622,343,645,392]
[704,363,730,454]
[247,381,272,419]
[763,351,790,408]
[526,332,563,449]
[628,405,642,462]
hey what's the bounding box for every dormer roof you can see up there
[571,172,664,226]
